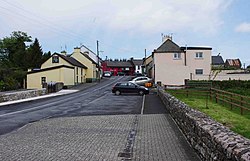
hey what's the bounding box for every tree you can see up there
[27,38,43,68]
[41,51,51,64]
[0,31,32,69]
[0,31,44,91]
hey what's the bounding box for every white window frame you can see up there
[195,52,203,59]
[195,69,203,75]
[173,53,181,59]
[52,56,59,63]
[41,77,46,84]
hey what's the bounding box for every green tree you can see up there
[41,51,51,63]
[27,38,43,68]
[0,31,45,91]
[0,31,32,69]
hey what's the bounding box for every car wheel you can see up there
[115,90,121,95]
[139,90,144,95]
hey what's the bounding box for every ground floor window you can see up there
[41,77,46,84]
[195,69,203,75]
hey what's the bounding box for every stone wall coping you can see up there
[157,87,250,161]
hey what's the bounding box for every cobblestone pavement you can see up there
[0,114,200,161]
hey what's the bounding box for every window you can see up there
[173,53,181,59]
[76,67,78,75]
[41,77,46,84]
[52,56,59,63]
[195,52,203,58]
[195,69,203,75]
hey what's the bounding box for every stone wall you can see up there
[157,87,250,161]
[0,89,47,103]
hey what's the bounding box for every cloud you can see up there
[235,23,250,33]
[1,0,232,36]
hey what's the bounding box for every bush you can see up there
[187,80,250,90]
[0,80,5,91]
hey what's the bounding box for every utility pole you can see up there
[97,40,100,82]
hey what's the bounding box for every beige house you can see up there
[27,53,87,89]
[153,36,212,86]
[143,55,153,77]
[70,47,98,81]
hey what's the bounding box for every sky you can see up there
[1,0,250,66]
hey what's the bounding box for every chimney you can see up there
[61,51,67,56]
[162,34,172,42]
[74,47,81,53]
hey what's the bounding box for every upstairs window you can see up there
[52,56,59,63]
[195,52,203,58]
[195,69,203,75]
[173,53,181,59]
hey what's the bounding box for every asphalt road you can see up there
[0,76,152,135]
[0,76,200,161]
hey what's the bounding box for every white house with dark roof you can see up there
[131,59,143,74]
[152,36,212,85]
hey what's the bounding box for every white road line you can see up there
[141,94,145,115]
[0,77,124,117]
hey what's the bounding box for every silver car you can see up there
[129,76,152,86]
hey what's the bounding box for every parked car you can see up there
[112,82,149,95]
[103,71,112,77]
[129,76,152,86]
[117,72,125,76]
[131,72,144,80]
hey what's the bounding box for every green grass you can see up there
[167,90,250,139]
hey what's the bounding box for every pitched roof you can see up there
[56,54,88,69]
[28,65,74,74]
[154,39,183,53]
[212,56,224,65]
[132,59,143,66]
[81,52,98,65]
[225,59,241,67]
[106,61,133,67]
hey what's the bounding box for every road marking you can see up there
[0,77,124,117]
[141,94,145,115]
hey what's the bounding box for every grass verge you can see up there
[167,90,250,139]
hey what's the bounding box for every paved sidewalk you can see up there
[0,114,200,161]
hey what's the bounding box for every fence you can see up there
[164,83,250,115]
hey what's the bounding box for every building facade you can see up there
[153,36,212,85]
[27,53,87,89]
[101,60,135,76]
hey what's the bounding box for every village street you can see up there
[0,76,200,160]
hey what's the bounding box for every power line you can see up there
[0,0,145,56]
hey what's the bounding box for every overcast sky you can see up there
[1,0,250,65]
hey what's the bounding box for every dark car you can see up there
[112,82,149,95]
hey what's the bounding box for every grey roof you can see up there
[132,59,143,66]
[56,54,88,69]
[106,61,133,67]
[212,56,224,65]
[154,39,183,53]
